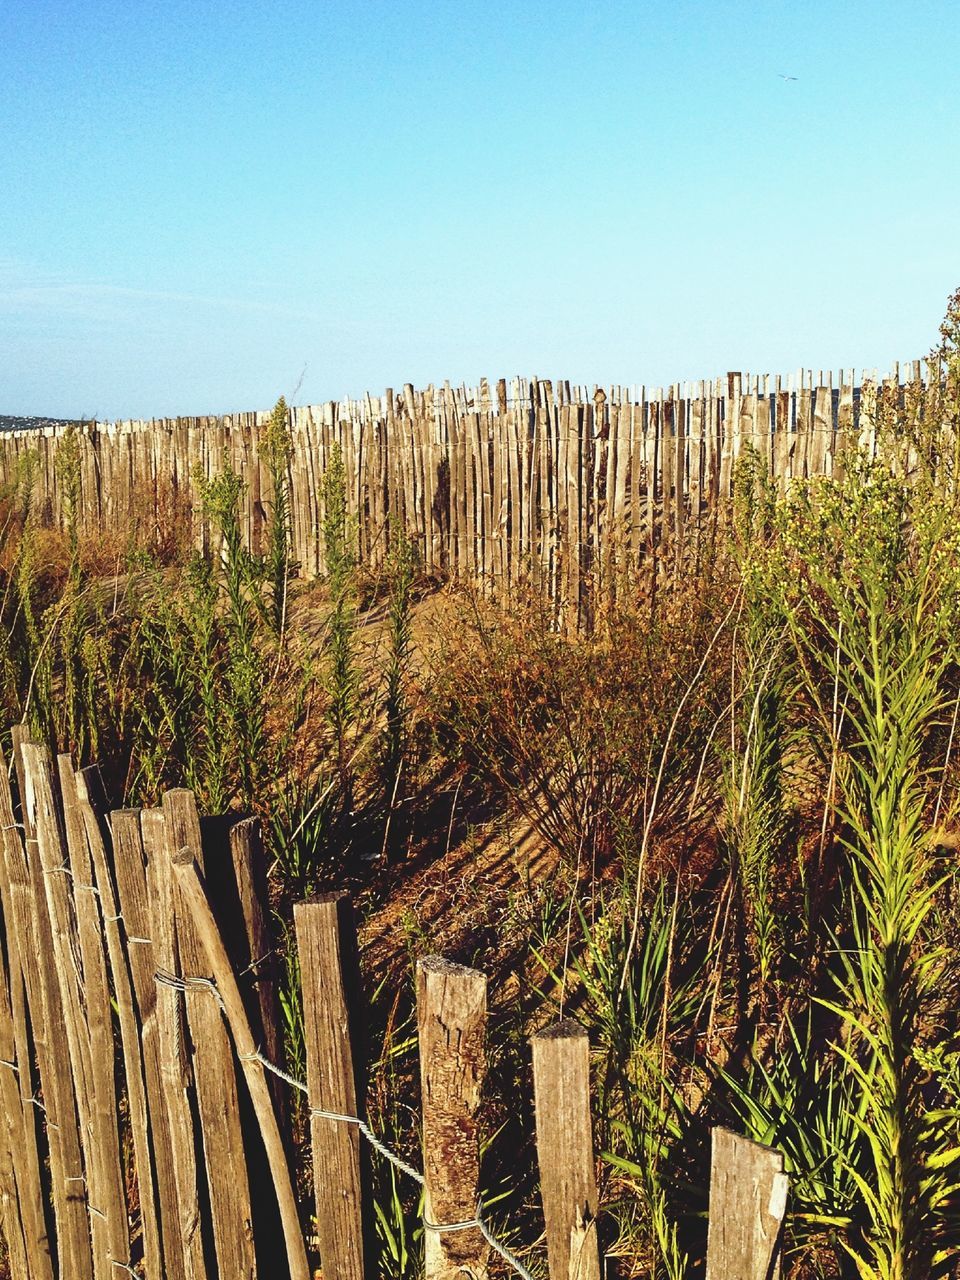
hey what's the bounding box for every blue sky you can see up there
[2,0,958,419]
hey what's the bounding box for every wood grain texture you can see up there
[171,853,310,1280]
[416,956,488,1280]
[20,743,100,1280]
[704,1127,788,1280]
[0,748,56,1280]
[294,894,368,1280]
[530,1021,601,1280]
[142,807,208,1280]
[110,807,181,1280]
[161,788,257,1280]
[11,727,95,1280]
[57,758,130,1276]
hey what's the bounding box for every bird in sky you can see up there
[779,74,799,81]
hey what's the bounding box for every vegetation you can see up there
[3,294,960,1278]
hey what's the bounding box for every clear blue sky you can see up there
[2,0,958,419]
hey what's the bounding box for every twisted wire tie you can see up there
[240,949,275,976]
[154,970,225,1012]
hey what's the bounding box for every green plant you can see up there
[263,396,294,634]
[763,453,960,1279]
[534,873,702,1278]
[720,1011,876,1268]
[196,463,270,808]
[725,446,793,1017]
[321,443,363,840]
[381,530,418,859]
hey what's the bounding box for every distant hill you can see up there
[0,415,82,433]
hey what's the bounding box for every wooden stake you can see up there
[76,769,163,1280]
[161,789,256,1280]
[10,730,94,1280]
[227,817,285,1128]
[705,1128,787,1280]
[142,806,209,1280]
[530,1021,601,1280]
[0,748,55,1280]
[416,956,488,1280]
[171,853,310,1280]
[111,807,183,1280]
[294,893,368,1280]
[57,758,130,1275]
[21,742,104,1280]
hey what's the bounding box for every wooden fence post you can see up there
[530,1021,601,1280]
[111,806,185,1280]
[21,741,107,1280]
[142,806,209,1280]
[227,817,286,1129]
[704,1127,788,1280]
[171,852,311,1280]
[294,893,369,1280]
[57,758,131,1275]
[0,746,55,1280]
[11,729,94,1280]
[416,956,488,1280]
[161,788,257,1280]
[77,768,163,1280]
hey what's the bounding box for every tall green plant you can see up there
[727,446,792,1015]
[767,456,960,1279]
[263,396,293,634]
[381,530,417,859]
[196,463,269,808]
[322,443,359,792]
[53,425,88,753]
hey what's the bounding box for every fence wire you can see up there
[158,973,539,1280]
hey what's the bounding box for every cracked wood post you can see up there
[416,956,488,1280]
[704,1128,788,1280]
[531,1021,601,1280]
[294,893,369,1280]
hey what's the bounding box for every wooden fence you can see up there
[0,729,789,1280]
[0,361,934,621]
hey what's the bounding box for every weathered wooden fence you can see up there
[0,729,786,1279]
[0,362,934,619]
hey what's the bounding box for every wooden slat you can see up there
[111,808,183,1280]
[57,759,130,1275]
[294,894,368,1280]
[705,1128,787,1280]
[0,748,56,1280]
[20,742,102,1280]
[530,1022,601,1280]
[171,854,310,1280]
[417,957,488,1280]
[161,790,256,1280]
[142,807,209,1280]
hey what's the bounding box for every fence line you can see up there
[0,361,937,623]
[0,728,788,1280]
